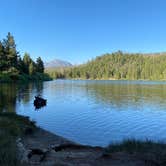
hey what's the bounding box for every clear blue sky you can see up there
[0,0,166,64]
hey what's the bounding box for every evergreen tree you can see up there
[47,52,166,81]
[0,41,7,71]
[29,62,36,75]
[0,33,50,82]
[2,32,18,69]
[17,56,24,73]
[23,53,32,74]
[36,57,44,73]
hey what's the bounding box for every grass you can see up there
[104,139,166,165]
[0,113,36,166]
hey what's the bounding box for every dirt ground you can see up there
[16,128,157,166]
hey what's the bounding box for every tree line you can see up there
[47,51,166,80]
[0,32,46,81]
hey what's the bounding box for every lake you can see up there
[1,80,166,147]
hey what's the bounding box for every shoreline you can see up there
[21,117,166,166]
[1,113,166,166]
[54,78,166,82]
[20,126,104,165]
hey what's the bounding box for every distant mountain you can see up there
[45,59,72,68]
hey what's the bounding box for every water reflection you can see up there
[0,82,44,112]
[1,80,166,146]
[0,83,17,112]
[85,82,166,110]
[1,80,166,114]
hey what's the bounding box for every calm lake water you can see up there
[1,80,166,147]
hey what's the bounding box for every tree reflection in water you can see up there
[0,82,44,112]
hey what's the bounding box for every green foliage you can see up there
[0,113,36,166]
[0,33,50,82]
[28,62,36,75]
[106,139,159,153]
[45,67,66,79]
[0,73,12,82]
[104,139,166,165]
[0,134,19,166]
[36,57,44,73]
[0,41,7,71]
[22,52,32,74]
[2,32,18,69]
[47,52,166,80]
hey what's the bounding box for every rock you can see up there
[16,138,29,163]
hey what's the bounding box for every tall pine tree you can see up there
[36,57,44,73]
[2,32,18,69]
[23,53,32,74]
[0,41,7,71]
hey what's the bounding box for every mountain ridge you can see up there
[45,59,72,68]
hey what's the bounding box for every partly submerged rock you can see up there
[34,96,47,109]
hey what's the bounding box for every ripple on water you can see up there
[11,80,166,146]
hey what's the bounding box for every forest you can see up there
[46,51,166,80]
[0,32,50,82]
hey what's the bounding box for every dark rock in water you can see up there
[34,96,47,109]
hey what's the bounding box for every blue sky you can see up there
[0,0,166,64]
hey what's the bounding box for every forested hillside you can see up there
[0,32,51,82]
[47,51,166,80]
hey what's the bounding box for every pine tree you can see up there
[23,53,32,74]
[2,32,18,69]
[17,56,24,73]
[36,57,44,73]
[0,41,7,71]
[29,62,36,75]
